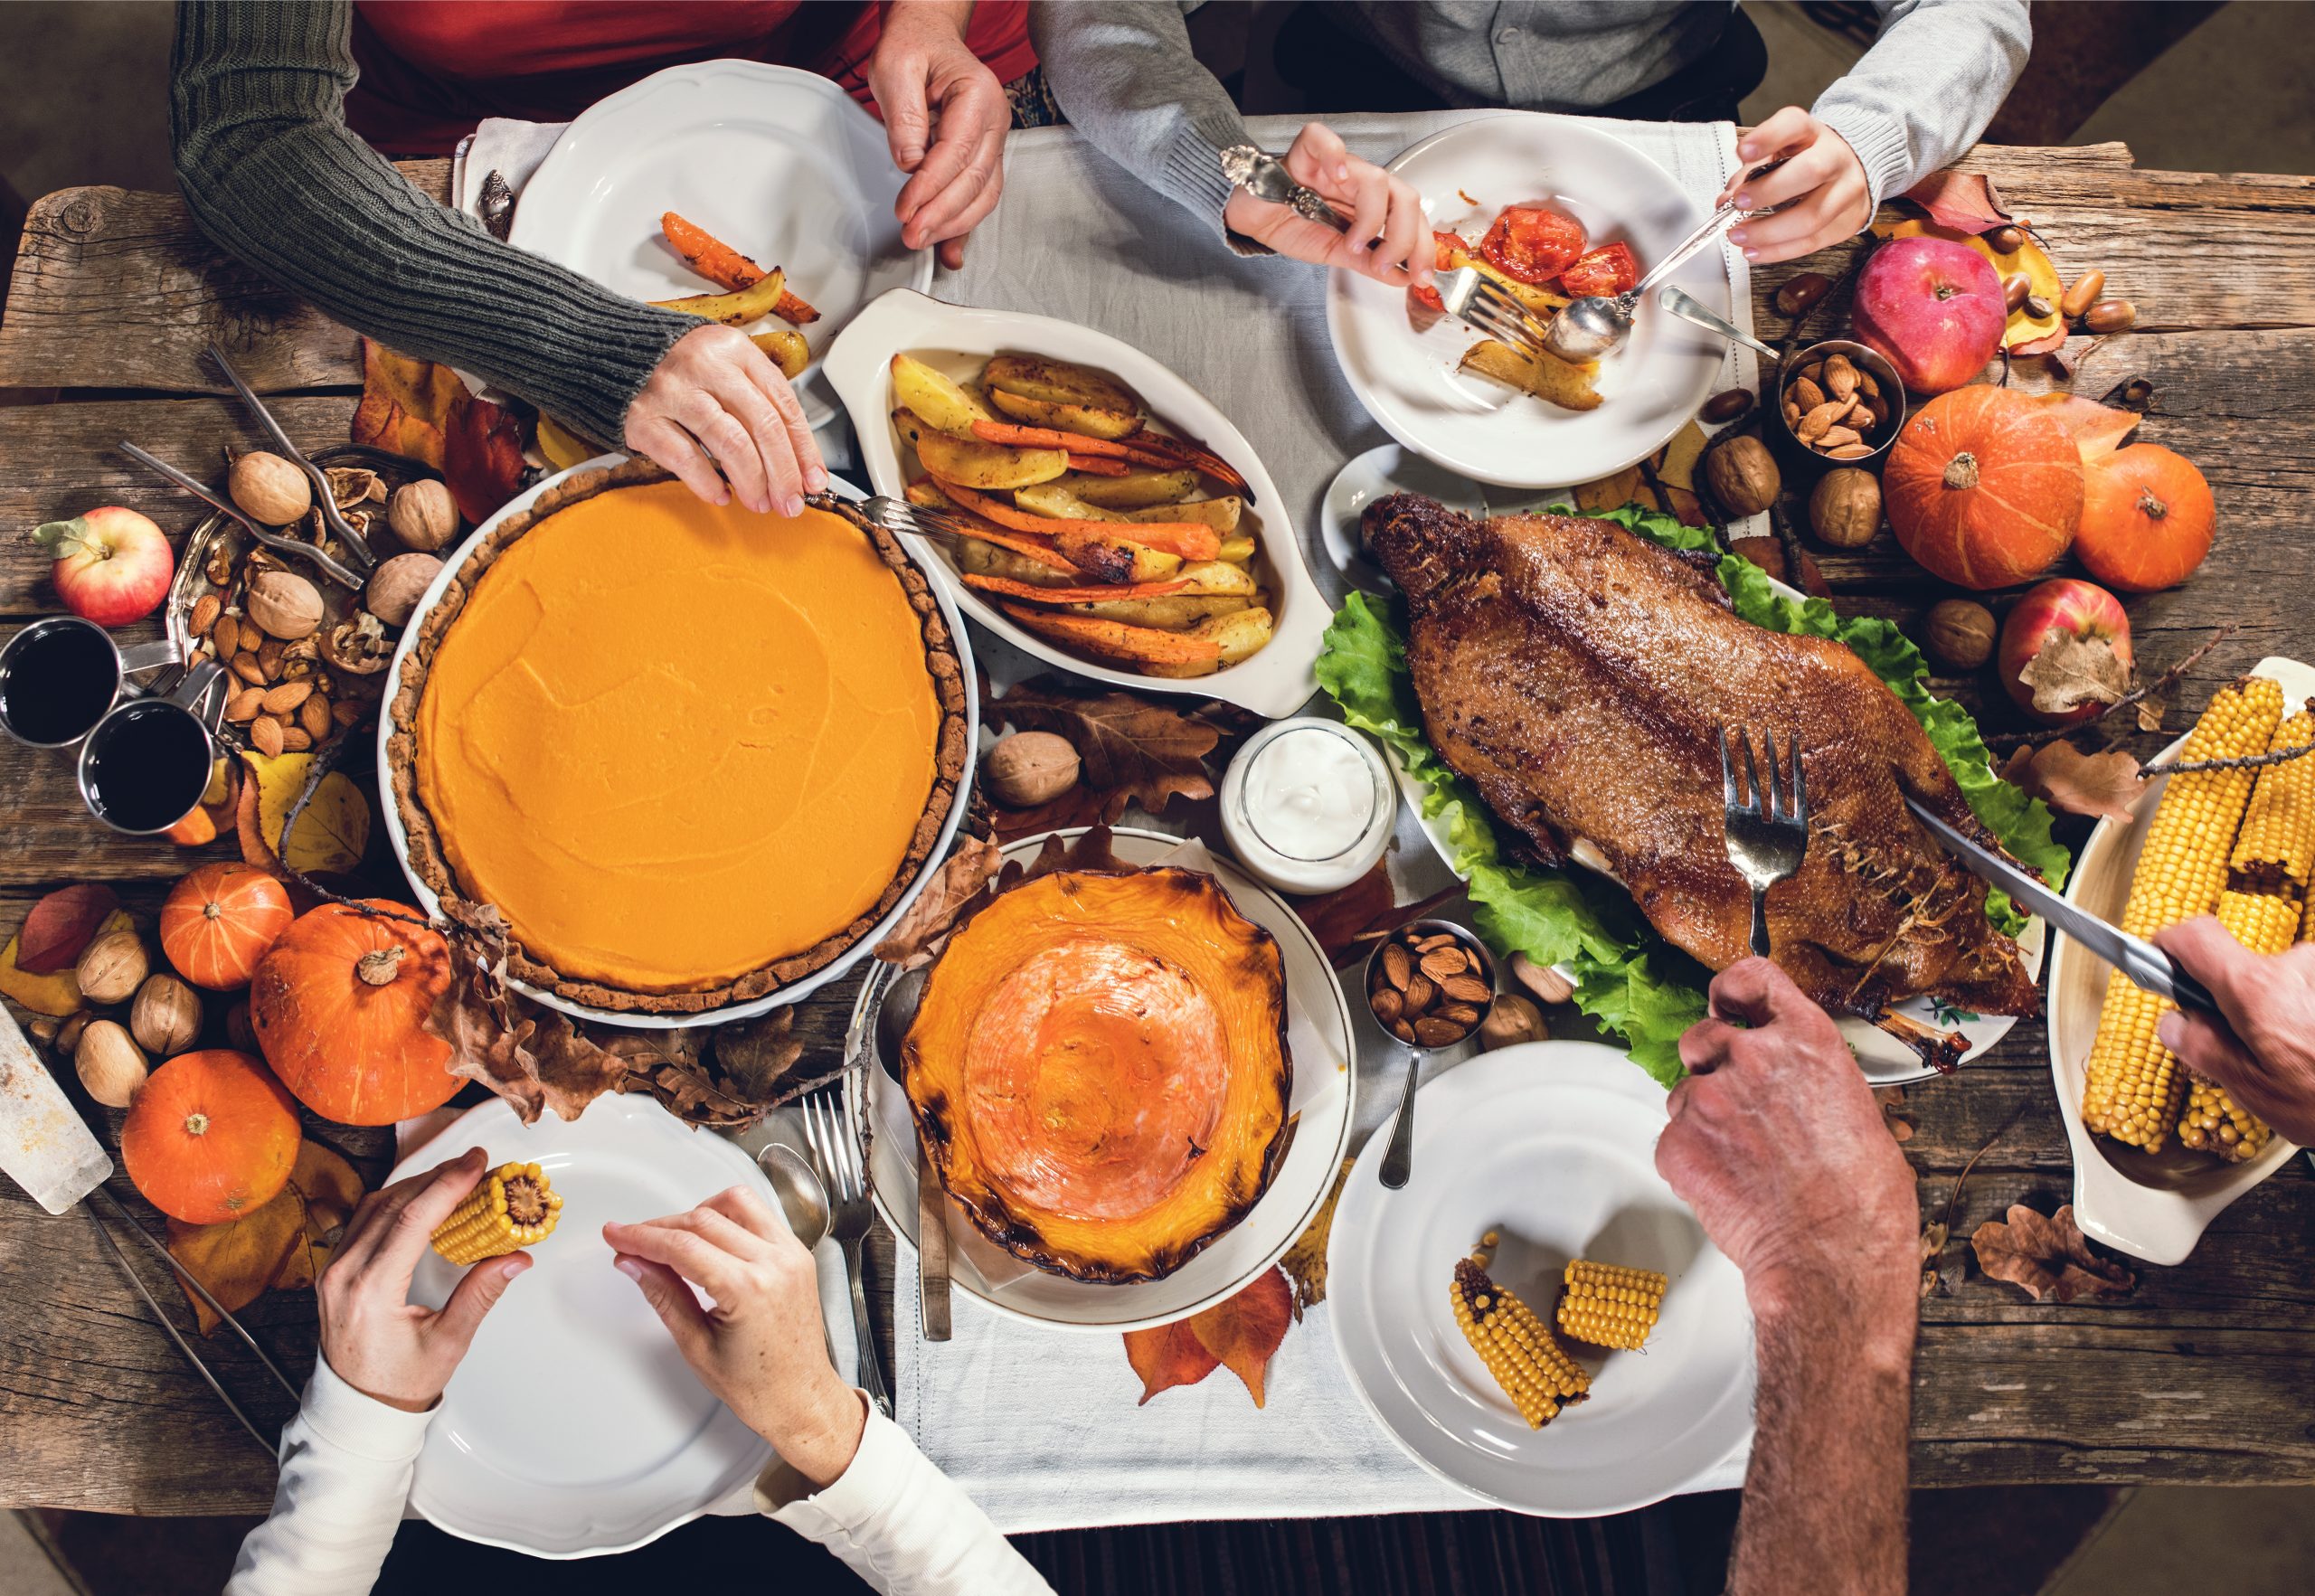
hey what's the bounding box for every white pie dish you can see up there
[822,288,1330,718]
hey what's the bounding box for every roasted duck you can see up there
[1363,495,2040,1045]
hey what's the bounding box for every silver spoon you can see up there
[1543,200,1749,364]
[1657,286,1782,361]
[1371,920,1500,1191]
[758,1142,831,1249]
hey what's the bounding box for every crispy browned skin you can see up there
[1364,494,2038,1020]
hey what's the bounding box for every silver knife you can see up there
[917,1141,951,1341]
[1904,797,2219,1016]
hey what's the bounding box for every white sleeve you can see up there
[226,1362,431,1596]
[759,1394,1052,1596]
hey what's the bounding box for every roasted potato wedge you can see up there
[651,269,788,326]
[894,408,1069,489]
[1058,467,1200,509]
[1122,495,1240,535]
[890,354,994,438]
[1142,606,1275,677]
[983,355,1145,439]
[1051,529,1184,585]
[957,537,1078,585]
[1012,481,1125,522]
[1458,339,1602,413]
[751,328,808,379]
[1172,560,1257,597]
[1059,594,1252,628]
[1215,533,1257,565]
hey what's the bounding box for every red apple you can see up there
[1851,237,2008,395]
[32,507,173,627]
[1998,578,2134,726]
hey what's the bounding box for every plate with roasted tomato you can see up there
[846,827,1356,1331]
[1327,113,1736,489]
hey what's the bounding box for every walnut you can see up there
[1808,467,1882,548]
[323,612,393,675]
[1924,600,1996,672]
[229,452,312,525]
[982,732,1081,807]
[1703,434,1781,518]
[387,479,459,552]
[366,552,443,628]
[246,570,324,639]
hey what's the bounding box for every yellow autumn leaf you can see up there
[0,908,133,1016]
[535,413,593,472]
[244,753,371,875]
[1875,217,2063,350]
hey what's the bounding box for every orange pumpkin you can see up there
[250,900,460,1126]
[160,864,294,990]
[2074,442,2214,592]
[121,1049,302,1223]
[249,898,460,1120]
[1884,385,2084,590]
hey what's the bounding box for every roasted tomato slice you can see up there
[1479,204,1588,285]
[1558,241,1639,299]
[1411,231,1469,311]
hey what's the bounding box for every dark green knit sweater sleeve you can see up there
[170,0,691,447]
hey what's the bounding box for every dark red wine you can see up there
[81,703,210,832]
[0,621,120,746]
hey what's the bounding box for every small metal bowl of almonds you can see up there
[1775,338,1905,467]
[1367,920,1499,1050]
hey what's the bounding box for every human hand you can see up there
[606,1186,865,1487]
[2156,918,2315,1148]
[1718,107,1873,266]
[866,0,1010,270]
[625,324,826,516]
[317,1146,532,1413]
[1222,122,1432,288]
[1658,959,1916,1330]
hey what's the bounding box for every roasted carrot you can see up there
[931,477,1222,560]
[658,211,823,325]
[1064,454,1132,477]
[969,420,1251,497]
[1117,430,1252,496]
[999,603,1224,664]
[962,573,1192,603]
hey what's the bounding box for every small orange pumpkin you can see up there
[1885,385,2084,590]
[250,899,459,1126]
[2074,442,2215,592]
[160,864,295,990]
[121,1049,302,1223]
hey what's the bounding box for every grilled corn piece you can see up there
[2227,711,2315,894]
[1557,1259,1668,1351]
[2082,678,2283,1150]
[2176,891,2296,1162]
[1450,1257,1589,1429]
[432,1160,562,1264]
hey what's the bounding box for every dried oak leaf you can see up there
[2000,741,2144,825]
[991,784,1125,843]
[874,833,1003,968]
[713,1010,806,1101]
[166,1140,367,1334]
[1120,1265,1297,1408]
[352,338,462,468]
[1289,863,1396,963]
[427,898,626,1124]
[1902,170,2011,234]
[269,1140,367,1300]
[1970,1202,2135,1303]
[1277,1157,1356,1315]
[2017,630,2131,719]
[991,679,1223,825]
[14,884,120,976]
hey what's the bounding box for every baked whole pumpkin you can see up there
[902,865,1291,1284]
[120,1048,302,1223]
[250,899,460,1126]
[1884,384,2083,590]
[160,863,295,990]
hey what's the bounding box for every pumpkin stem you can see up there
[356,946,405,987]
[2138,486,2169,520]
[1942,451,1981,490]
[203,900,222,921]
[184,1111,211,1138]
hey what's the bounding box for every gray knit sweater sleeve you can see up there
[170,0,692,447]
[1811,0,2032,213]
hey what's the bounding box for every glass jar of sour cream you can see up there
[1219,717,1397,894]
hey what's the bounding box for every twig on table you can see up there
[1922,1096,2031,1298]
[2143,741,2315,779]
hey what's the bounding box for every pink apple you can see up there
[32,507,174,627]
[1998,578,2134,726]
[1850,237,2007,395]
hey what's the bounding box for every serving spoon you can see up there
[758,1142,831,1250]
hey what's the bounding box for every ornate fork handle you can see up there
[1219,144,1350,233]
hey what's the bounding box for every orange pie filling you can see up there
[415,481,941,992]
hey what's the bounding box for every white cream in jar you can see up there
[1220,717,1396,893]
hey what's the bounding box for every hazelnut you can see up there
[1808,468,1883,549]
[1924,600,1996,672]
[75,928,148,1005]
[75,1020,148,1110]
[246,570,325,639]
[1703,434,1781,519]
[229,452,312,526]
[1478,992,1548,1051]
[365,552,443,628]
[386,479,459,552]
[982,731,1081,807]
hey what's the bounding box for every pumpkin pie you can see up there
[388,461,969,1012]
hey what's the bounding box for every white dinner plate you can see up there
[377,456,979,1030]
[509,59,934,430]
[2047,654,2310,1264]
[821,288,1332,718]
[845,827,1356,1330]
[1329,1041,1752,1516]
[394,1095,778,1558]
[1327,114,1731,490]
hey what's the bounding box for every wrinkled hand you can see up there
[625,324,825,516]
[1658,959,1916,1325]
[1223,122,1432,288]
[317,1147,532,1413]
[1719,107,1873,266]
[2156,918,2315,1148]
[867,0,1010,270]
[607,1186,865,1487]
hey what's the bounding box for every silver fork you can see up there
[1718,725,1809,958]
[800,1092,893,1417]
[1433,267,1554,360]
[860,493,979,543]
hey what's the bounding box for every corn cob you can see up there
[2175,891,2295,1163]
[1556,1259,1668,1351]
[431,1160,562,1264]
[1450,1257,1589,1429]
[2227,712,2315,894]
[2081,679,2283,1150]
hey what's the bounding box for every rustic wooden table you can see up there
[3,143,2312,1515]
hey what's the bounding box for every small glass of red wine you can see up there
[76,660,227,835]
[0,617,182,749]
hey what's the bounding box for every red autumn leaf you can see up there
[1999,741,2144,824]
[14,884,120,975]
[1189,1266,1295,1407]
[1903,170,2012,235]
[2011,326,2071,357]
[442,390,529,525]
[1123,1318,1219,1404]
[1289,862,1395,960]
[350,338,461,468]
[1970,1202,2135,1302]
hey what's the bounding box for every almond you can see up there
[230,652,266,686]
[1798,401,1844,443]
[190,594,222,637]
[1390,1018,1416,1044]
[1404,974,1435,1014]
[262,681,312,713]
[1817,425,1864,450]
[1371,987,1403,1025]
[1419,949,1466,982]
[1825,355,1858,400]
[1825,442,1875,460]
[250,715,284,756]
[300,694,332,739]
[1782,400,1801,429]
[1382,944,1412,991]
[1440,1003,1482,1027]
[1789,375,1825,411]
[1857,371,1880,399]
[258,636,286,672]
[1415,933,1456,953]
[1443,974,1493,1005]
[331,696,363,728]
[224,687,264,722]
[279,725,312,752]
[1796,360,1825,389]
[1413,1017,1466,1047]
